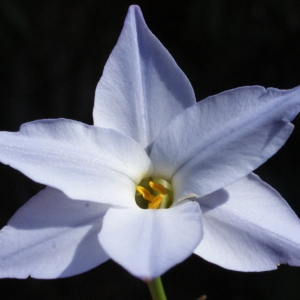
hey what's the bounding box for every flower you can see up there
[0,5,300,281]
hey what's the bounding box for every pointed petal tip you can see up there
[127,5,143,19]
[265,85,300,122]
[126,5,147,30]
[128,4,142,12]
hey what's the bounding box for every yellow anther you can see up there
[149,181,166,195]
[148,194,164,209]
[136,186,154,202]
[135,178,173,210]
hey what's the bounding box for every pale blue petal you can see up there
[0,119,152,207]
[0,187,110,278]
[150,86,300,202]
[194,173,300,271]
[93,5,196,150]
[99,201,202,279]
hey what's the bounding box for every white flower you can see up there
[0,5,300,280]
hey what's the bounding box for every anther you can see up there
[136,186,154,202]
[148,194,164,209]
[135,178,173,210]
[149,181,166,195]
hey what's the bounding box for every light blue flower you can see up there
[0,5,300,280]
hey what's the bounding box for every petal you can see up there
[99,201,202,279]
[194,173,300,271]
[0,119,152,207]
[93,5,196,150]
[0,187,110,279]
[150,86,300,201]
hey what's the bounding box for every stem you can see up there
[146,277,167,300]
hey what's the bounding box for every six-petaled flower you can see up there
[0,5,300,281]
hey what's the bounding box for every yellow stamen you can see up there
[136,185,165,209]
[136,186,154,202]
[135,178,173,209]
[149,181,166,195]
[148,194,164,209]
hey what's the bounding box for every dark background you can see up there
[0,0,300,299]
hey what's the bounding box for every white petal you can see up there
[150,86,300,201]
[0,119,152,207]
[93,5,196,150]
[0,187,110,278]
[194,173,300,271]
[99,201,202,279]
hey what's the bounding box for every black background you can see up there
[0,0,300,299]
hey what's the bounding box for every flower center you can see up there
[135,178,173,209]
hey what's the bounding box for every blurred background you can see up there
[0,0,300,299]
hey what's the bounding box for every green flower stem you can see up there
[146,277,167,300]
